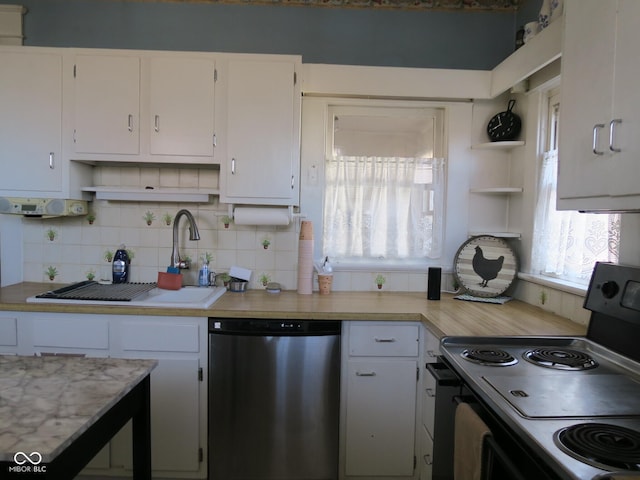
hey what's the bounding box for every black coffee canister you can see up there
[427,267,441,300]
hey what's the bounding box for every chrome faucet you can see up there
[171,209,201,269]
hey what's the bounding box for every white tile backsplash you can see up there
[16,165,589,324]
[22,166,302,288]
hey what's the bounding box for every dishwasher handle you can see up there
[209,318,341,335]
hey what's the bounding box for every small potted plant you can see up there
[143,211,156,226]
[46,228,57,242]
[203,252,214,264]
[375,274,386,290]
[46,266,58,281]
[540,289,548,305]
[219,272,231,288]
[162,212,173,226]
[104,250,114,263]
[86,269,96,281]
[86,213,96,225]
[221,215,232,229]
[259,273,271,287]
[261,238,271,249]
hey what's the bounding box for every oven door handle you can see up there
[483,435,528,480]
[426,362,462,387]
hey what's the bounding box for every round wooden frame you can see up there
[453,235,518,297]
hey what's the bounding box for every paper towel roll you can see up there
[233,207,290,226]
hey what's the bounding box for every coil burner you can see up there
[460,348,518,366]
[523,348,598,371]
[555,423,640,471]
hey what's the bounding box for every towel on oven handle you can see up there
[454,402,491,480]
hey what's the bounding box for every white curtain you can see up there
[532,150,620,283]
[323,156,445,261]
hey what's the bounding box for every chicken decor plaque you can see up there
[453,235,517,298]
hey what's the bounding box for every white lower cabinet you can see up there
[342,322,421,480]
[419,426,434,480]
[0,315,18,350]
[110,318,205,476]
[0,311,207,479]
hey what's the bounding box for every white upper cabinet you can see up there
[220,57,301,206]
[0,50,64,195]
[148,56,215,158]
[71,51,216,165]
[558,0,640,210]
[74,54,141,155]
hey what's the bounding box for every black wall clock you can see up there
[486,99,522,142]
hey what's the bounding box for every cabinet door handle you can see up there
[154,115,160,132]
[592,123,605,155]
[49,152,55,169]
[355,371,376,377]
[128,114,133,132]
[213,133,217,147]
[426,388,436,397]
[426,349,437,358]
[374,337,396,343]
[609,118,622,152]
[291,175,295,189]
[231,158,236,175]
[423,454,433,466]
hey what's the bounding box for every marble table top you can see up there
[0,355,157,462]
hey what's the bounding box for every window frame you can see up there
[322,103,446,268]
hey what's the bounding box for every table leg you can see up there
[132,375,152,480]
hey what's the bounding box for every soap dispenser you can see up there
[198,259,209,287]
[112,244,130,284]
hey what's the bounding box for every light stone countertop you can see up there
[0,355,157,462]
[0,283,587,339]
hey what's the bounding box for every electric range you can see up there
[440,262,640,480]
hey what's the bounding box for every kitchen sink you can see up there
[138,286,227,308]
[27,283,227,309]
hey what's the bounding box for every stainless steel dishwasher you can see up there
[208,318,341,480]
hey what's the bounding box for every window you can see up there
[323,105,445,265]
[532,89,620,284]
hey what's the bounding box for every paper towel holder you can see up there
[228,204,305,225]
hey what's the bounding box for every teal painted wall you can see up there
[18,0,530,69]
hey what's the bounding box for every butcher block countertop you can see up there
[0,282,587,339]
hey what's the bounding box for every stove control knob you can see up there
[600,280,619,299]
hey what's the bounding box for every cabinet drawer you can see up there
[121,321,199,352]
[0,316,17,346]
[349,324,419,357]
[422,367,436,435]
[33,317,109,349]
